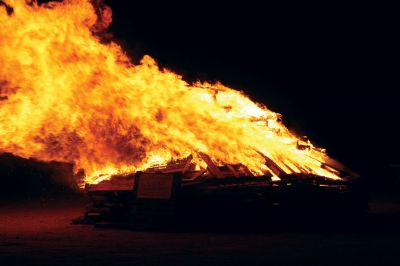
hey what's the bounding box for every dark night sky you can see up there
[101,1,399,179]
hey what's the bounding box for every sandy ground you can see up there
[1,193,400,266]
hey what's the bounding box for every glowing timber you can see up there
[76,155,368,228]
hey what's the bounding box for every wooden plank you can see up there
[182,155,194,174]
[198,152,224,178]
[236,164,254,177]
[86,174,135,191]
[136,173,175,199]
[181,170,207,181]
[227,164,240,177]
[255,150,285,176]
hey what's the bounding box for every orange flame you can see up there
[0,0,340,185]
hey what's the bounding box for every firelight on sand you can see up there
[0,0,340,186]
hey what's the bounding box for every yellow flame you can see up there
[0,0,341,185]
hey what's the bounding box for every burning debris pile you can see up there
[0,0,368,225]
[80,154,366,228]
[1,0,341,185]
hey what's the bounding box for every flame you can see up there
[0,0,340,186]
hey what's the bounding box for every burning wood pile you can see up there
[77,153,367,228]
[0,0,344,187]
[0,0,368,228]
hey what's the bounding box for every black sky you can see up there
[100,1,399,179]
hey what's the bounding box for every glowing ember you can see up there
[0,0,340,186]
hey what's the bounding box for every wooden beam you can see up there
[254,150,285,176]
[227,164,240,177]
[198,153,224,178]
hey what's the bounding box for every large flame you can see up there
[0,0,340,185]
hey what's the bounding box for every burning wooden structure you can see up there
[0,1,368,228]
[76,153,367,228]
